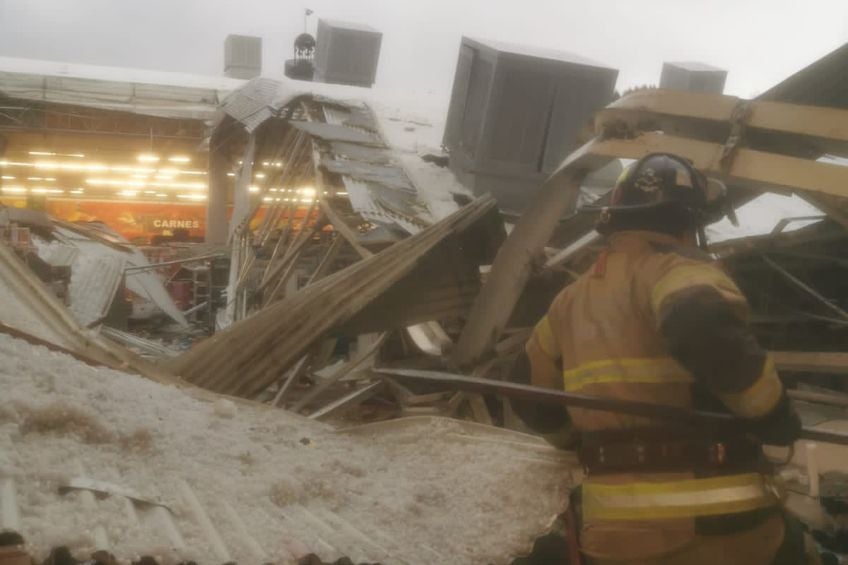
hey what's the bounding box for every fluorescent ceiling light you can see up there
[1,187,26,194]
[168,156,191,164]
[137,154,160,163]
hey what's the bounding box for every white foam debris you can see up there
[212,398,237,420]
[0,333,572,564]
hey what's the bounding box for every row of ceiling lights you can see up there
[1,152,320,204]
[0,152,207,200]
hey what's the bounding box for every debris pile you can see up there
[2,51,848,563]
[0,333,572,563]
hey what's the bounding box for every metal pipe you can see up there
[376,368,848,446]
[124,253,224,273]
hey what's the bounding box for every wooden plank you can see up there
[308,381,384,420]
[761,255,848,321]
[290,333,387,413]
[605,89,848,151]
[467,393,494,426]
[319,199,373,259]
[271,354,312,407]
[306,235,345,286]
[789,389,848,408]
[403,391,453,406]
[452,145,600,367]
[773,351,848,374]
[552,132,848,199]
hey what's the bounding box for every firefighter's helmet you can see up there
[586,153,729,235]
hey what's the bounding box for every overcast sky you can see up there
[0,0,846,103]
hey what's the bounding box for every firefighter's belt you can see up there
[582,472,779,521]
[578,437,760,475]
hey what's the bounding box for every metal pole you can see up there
[376,368,848,446]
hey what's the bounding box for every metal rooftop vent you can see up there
[660,61,727,94]
[224,34,262,80]
[314,18,382,87]
[443,37,618,212]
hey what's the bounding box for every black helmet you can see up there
[586,153,729,236]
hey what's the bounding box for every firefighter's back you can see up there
[551,232,785,564]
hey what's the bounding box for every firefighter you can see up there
[523,153,805,564]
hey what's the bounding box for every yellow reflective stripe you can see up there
[533,315,559,359]
[718,356,783,419]
[651,263,743,315]
[562,357,693,392]
[583,473,778,521]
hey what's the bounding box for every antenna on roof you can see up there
[304,8,313,33]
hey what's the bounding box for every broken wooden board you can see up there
[452,89,848,367]
[600,89,848,156]
[774,351,848,375]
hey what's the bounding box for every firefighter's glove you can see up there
[748,394,802,447]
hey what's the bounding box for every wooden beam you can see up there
[290,333,387,413]
[308,380,384,420]
[467,393,494,426]
[761,255,848,321]
[306,235,345,286]
[319,199,373,259]
[604,89,848,152]
[789,389,848,408]
[271,354,312,407]
[773,351,848,374]
[451,143,599,367]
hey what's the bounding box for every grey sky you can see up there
[0,0,846,102]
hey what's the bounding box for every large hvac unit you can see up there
[314,19,382,87]
[444,37,618,211]
[660,61,727,94]
[225,34,262,79]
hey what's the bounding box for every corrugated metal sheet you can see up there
[219,79,433,234]
[48,224,188,328]
[291,121,382,145]
[0,243,169,379]
[67,254,125,328]
[322,158,414,192]
[329,141,392,163]
[219,77,292,132]
[343,177,425,234]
